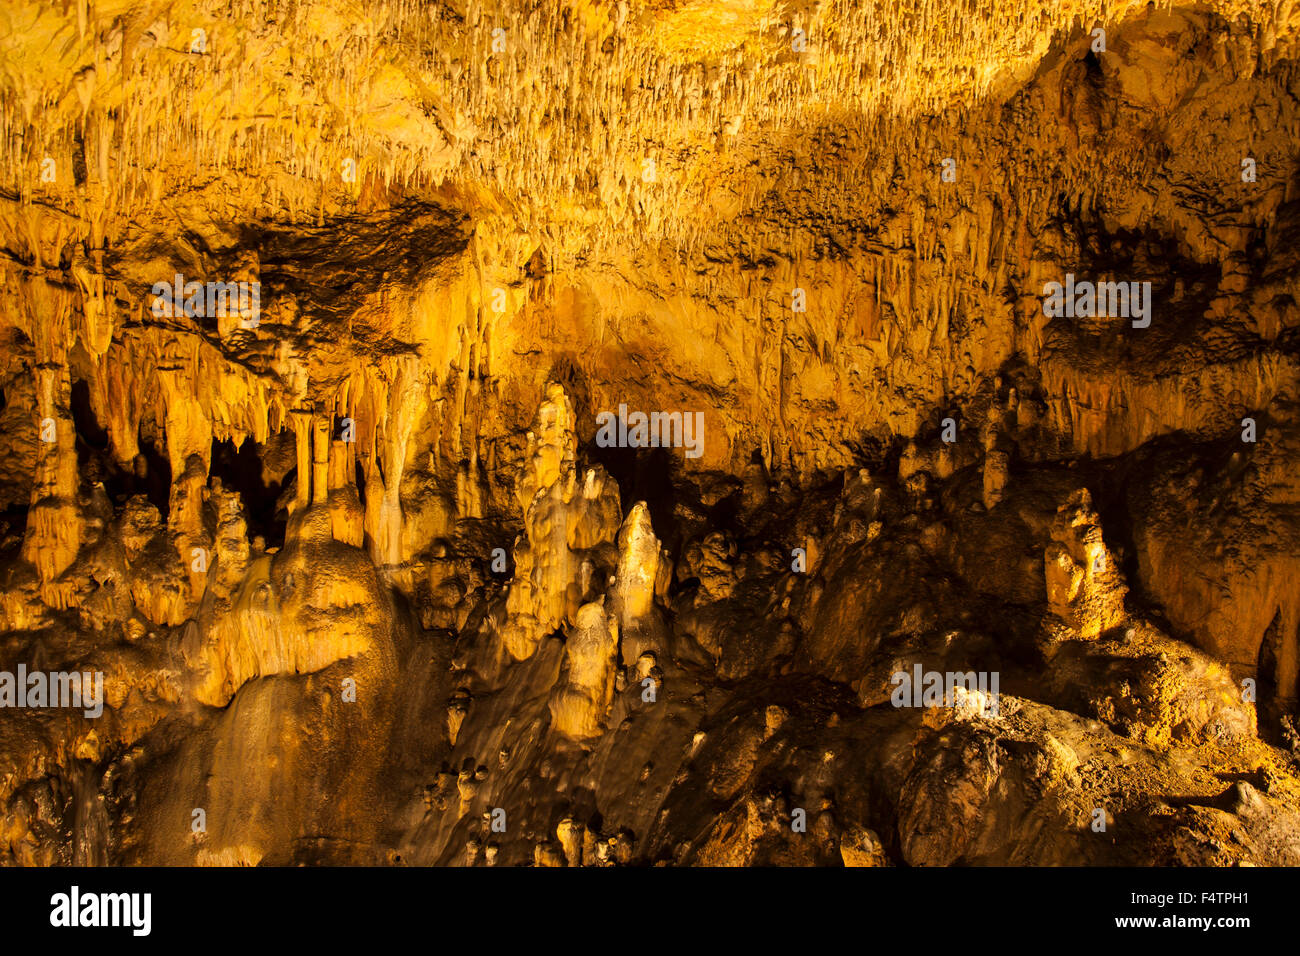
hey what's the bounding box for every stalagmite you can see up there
[500,384,621,661]
[1044,489,1128,640]
[549,599,620,741]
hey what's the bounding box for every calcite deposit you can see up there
[1,0,1299,867]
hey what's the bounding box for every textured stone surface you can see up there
[0,0,1299,866]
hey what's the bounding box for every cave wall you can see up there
[0,0,1298,866]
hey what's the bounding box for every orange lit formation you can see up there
[0,0,1297,866]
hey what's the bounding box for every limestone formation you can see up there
[1044,489,1128,640]
[548,600,620,741]
[500,385,622,661]
[0,0,1298,871]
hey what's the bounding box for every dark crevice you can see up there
[70,380,169,517]
[210,437,286,549]
[1257,609,1283,745]
[585,442,681,555]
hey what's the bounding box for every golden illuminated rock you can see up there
[0,0,1298,869]
[548,599,620,740]
[1044,488,1128,640]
